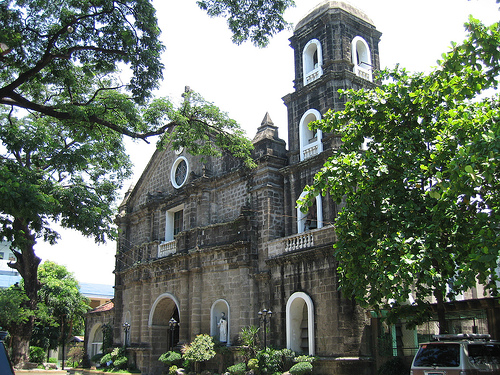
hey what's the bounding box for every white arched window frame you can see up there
[210,299,231,345]
[297,191,323,234]
[302,39,323,86]
[299,109,323,161]
[286,292,315,355]
[351,36,372,81]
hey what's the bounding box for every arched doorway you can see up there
[286,292,315,355]
[149,293,180,356]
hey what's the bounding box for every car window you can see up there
[468,343,500,365]
[413,343,460,367]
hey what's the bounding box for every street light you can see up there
[169,318,178,350]
[122,322,130,348]
[258,308,272,348]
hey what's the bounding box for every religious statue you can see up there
[218,312,228,342]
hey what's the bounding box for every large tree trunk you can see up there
[9,319,34,367]
[434,289,449,334]
[8,218,42,368]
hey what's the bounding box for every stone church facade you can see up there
[89,2,384,374]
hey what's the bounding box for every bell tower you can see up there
[283,1,382,165]
[281,1,382,235]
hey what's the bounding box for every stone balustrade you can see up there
[267,225,336,258]
[303,144,319,160]
[158,240,176,258]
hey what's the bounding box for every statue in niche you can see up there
[218,312,228,342]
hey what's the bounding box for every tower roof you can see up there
[295,1,374,30]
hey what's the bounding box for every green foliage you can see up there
[159,351,182,365]
[377,356,409,375]
[29,346,45,364]
[181,334,216,363]
[197,0,295,47]
[31,262,90,352]
[293,355,315,363]
[48,358,57,364]
[67,346,85,367]
[227,362,246,375]
[101,323,114,353]
[101,353,113,364]
[168,364,179,375]
[154,91,255,168]
[248,358,260,374]
[100,347,129,371]
[300,15,500,330]
[238,325,260,360]
[0,285,30,330]
[257,347,286,375]
[289,361,313,375]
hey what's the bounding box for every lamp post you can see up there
[169,318,178,350]
[258,308,272,348]
[122,322,130,348]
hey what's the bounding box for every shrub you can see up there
[100,347,129,370]
[48,357,58,363]
[248,357,259,373]
[238,325,260,360]
[289,361,313,375]
[257,347,285,375]
[159,351,182,366]
[182,334,216,363]
[100,352,113,366]
[68,346,85,366]
[169,364,179,375]
[29,346,45,364]
[227,362,246,375]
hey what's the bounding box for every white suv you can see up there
[410,334,500,374]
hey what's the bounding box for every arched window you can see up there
[299,109,323,161]
[297,191,323,234]
[210,299,230,345]
[351,36,372,81]
[286,292,315,355]
[302,39,323,85]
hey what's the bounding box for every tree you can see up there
[299,16,500,332]
[0,0,293,139]
[32,261,90,365]
[197,0,295,47]
[0,112,130,365]
[0,284,30,336]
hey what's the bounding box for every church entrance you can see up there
[149,294,180,356]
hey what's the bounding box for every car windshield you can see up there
[468,343,500,365]
[413,343,460,367]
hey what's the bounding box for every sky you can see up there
[35,0,500,286]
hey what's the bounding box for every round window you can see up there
[171,156,189,189]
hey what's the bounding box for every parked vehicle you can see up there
[410,334,500,374]
[0,331,14,375]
